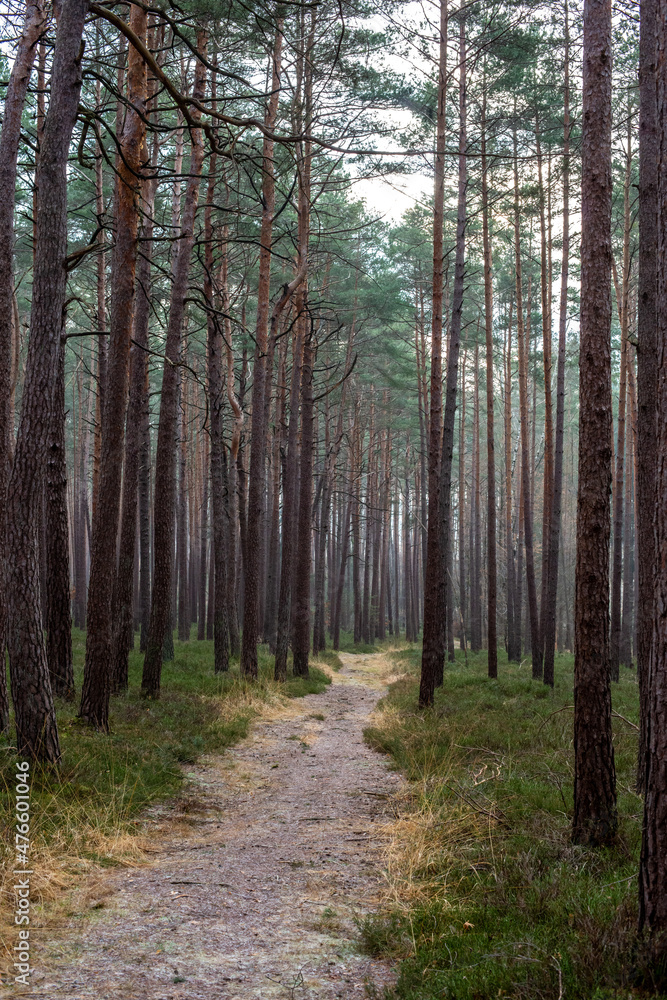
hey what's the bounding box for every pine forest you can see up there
[1,0,666,996]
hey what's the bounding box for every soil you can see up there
[18,653,402,1000]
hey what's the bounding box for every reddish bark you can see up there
[80,3,148,728]
[141,35,207,697]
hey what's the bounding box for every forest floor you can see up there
[12,651,404,999]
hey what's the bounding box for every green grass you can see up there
[0,629,331,864]
[361,646,659,999]
[337,629,404,655]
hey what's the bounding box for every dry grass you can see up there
[370,703,490,914]
[0,639,335,971]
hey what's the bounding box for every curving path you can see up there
[24,653,401,1000]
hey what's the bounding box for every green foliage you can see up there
[361,648,655,999]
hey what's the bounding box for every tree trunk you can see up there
[513,125,541,680]
[7,0,88,760]
[275,322,305,680]
[292,331,314,677]
[0,0,46,732]
[481,99,497,678]
[543,7,570,687]
[535,108,554,675]
[112,150,156,682]
[471,343,482,652]
[419,0,447,705]
[437,11,466,692]
[572,0,617,846]
[504,304,519,661]
[639,0,667,957]
[177,374,190,642]
[141,35,207,696]
[637,0,659,793]
[80,3,147,727]
[46,338,74,700]
[240,19,283,678]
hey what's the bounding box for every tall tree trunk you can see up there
[46,338,74,700]
[637,0,659,793]
[112,147,156,684]
[240,19,283,679]
[504,304,519,661]
[620,407,635,669]
[639,0,667,956]
[197,432,209,640]
[0,0,46,732]
[177,373,190,641]
[275,322,305,680]
[543,7,570,687]
[434,10,466,696]
[481,96,497,678]
[221,229,242,657]
[141,35,207,696]
[419,0,447,705]
[572,0,617,846]
[7,0,88,760]
[458,352,467,653]
[471,343,482,652]
[207,293,229,674]
[535,107,553,674]
[80,3,147,728]
[292,330,314,677]
[265,330,288,650]
[513,126,541,680]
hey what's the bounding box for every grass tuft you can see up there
[362,646,654,999]
[0,629,330,939]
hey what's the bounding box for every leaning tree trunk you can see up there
[572,0,617,847]
[6,0,88,760]
[141,35,207,697]
[80,3,147,728]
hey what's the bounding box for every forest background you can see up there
[0,0,660,997]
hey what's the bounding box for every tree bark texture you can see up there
[572,0,617,847]
[6,0,88,760]
[141,35,207,696]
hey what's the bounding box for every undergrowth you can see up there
[362,646,659,999]
[0,628,331,929]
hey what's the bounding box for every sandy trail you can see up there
[22,653,401,999]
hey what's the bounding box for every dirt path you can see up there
[24,653,401,999]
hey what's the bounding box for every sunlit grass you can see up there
[0,628,332,935]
